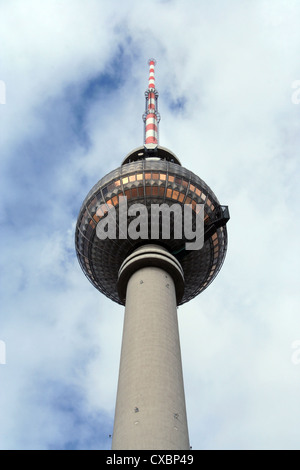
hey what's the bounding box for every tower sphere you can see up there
[75,145,228,305]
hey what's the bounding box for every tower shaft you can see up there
[112,245,190,450]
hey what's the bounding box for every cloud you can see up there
[1,0,300,450]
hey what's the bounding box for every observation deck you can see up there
[75,146,229,305]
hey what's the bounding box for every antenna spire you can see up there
[143,59,160,149]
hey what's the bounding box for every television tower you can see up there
[75,59,229,450]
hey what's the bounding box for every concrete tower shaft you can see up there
[112,245,189,450]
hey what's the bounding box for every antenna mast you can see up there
[143,59,160,149]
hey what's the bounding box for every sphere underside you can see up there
[75,158,227,305]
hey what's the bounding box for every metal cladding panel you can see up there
[75,159,228,305]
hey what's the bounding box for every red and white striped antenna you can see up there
[143,59,160,149]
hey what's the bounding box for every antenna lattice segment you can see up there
[143,59,160,146]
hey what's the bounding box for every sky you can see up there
[0,0,300,450]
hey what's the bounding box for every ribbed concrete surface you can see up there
[112,264,189,450]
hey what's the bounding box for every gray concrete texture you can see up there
[112,248,190,450]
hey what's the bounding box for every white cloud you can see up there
[1,0,300,450]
